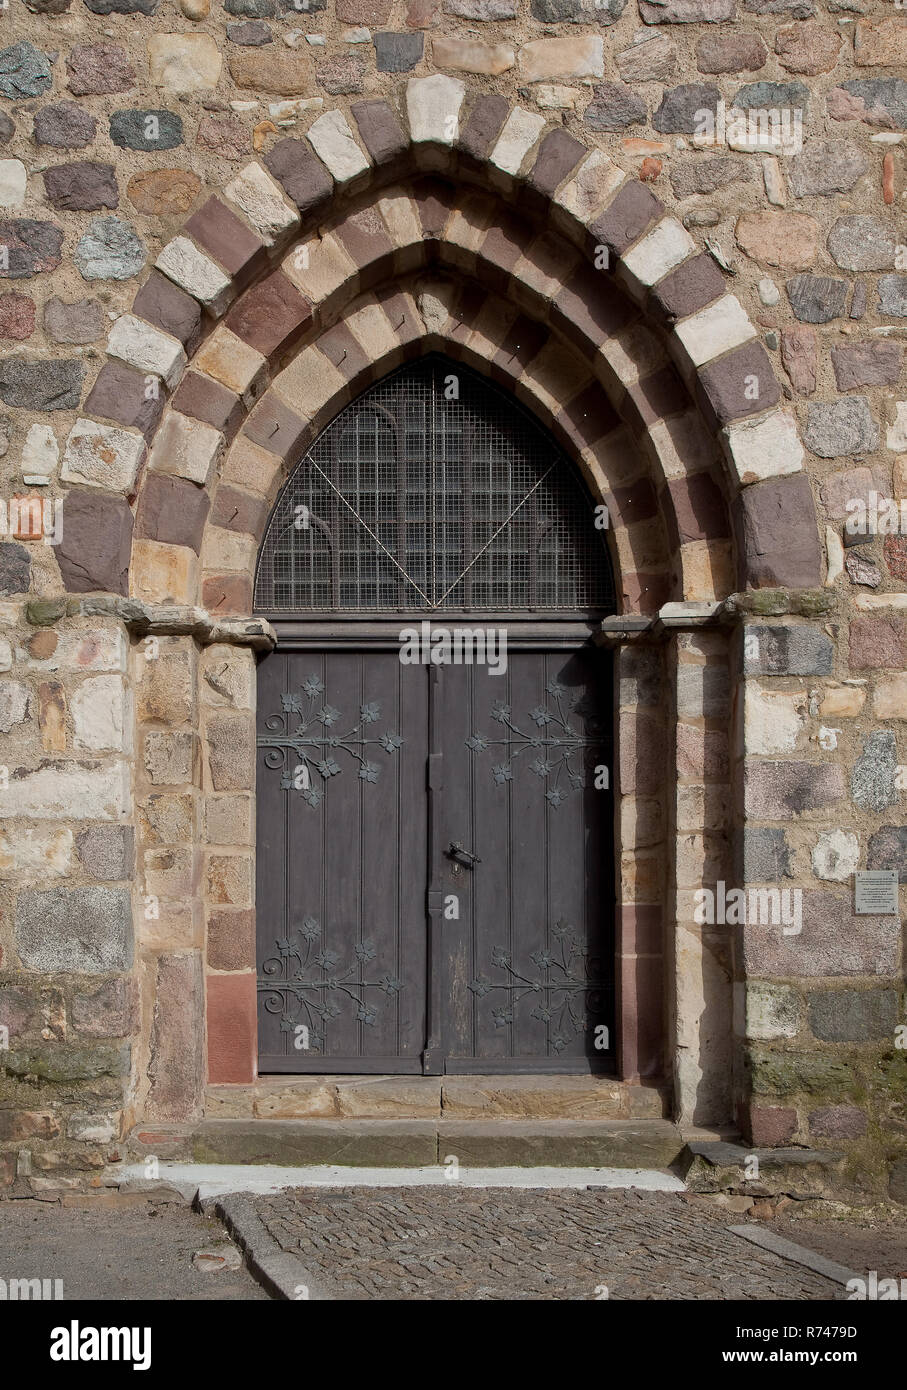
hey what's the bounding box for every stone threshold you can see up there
[124,1123,845,1196]
[204,1073,671,1123]
[127,1117,730,1171]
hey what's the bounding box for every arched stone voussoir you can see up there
[68,77,822,608]
[187,276,719,621]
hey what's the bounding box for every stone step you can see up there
[679,1141,846,1200]
[205,1074,670,1122]
[129,1117,694,1169]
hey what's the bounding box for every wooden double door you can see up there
[255,633,614,1074]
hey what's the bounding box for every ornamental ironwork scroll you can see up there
[258,674,403,808]
[465,679,607,808]
[259,916,403,1052]
[468,921,606,1053]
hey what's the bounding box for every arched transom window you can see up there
[254,354,616,616]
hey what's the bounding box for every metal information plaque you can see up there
[854,869,900,916]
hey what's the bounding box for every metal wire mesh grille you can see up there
[254,355,616,614]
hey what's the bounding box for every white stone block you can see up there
[554,150,624,224]
[148,33,223,91]
[306,110,370,182]
[0,679,29,733]
[61,420,146,493]
[72,675,128,752]
[519,36,604,84]
[812,829,859,883]
[489,107,546,176]
[107,313,187,388]
[0,826,72,878]
[887,402,907,452]
[156,237,234,314]
[744,682,807,755]
[22,425,59,476]
[0,761,130,820]
[745,983,801,1041]
[0,159,27,209]
[674,295,756,369]
[621,218,696,289]
[722,409,804,486]
[406,74,466,145]
[224,163,299,245]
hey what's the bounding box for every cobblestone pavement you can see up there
[252,1188,842,1301]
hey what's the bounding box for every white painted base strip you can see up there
[118,1162,686,1200]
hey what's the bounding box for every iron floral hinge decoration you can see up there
[468,920,604,1053]
[465,679,605,808]
[258,674,403,807]
[259,916,403,1051]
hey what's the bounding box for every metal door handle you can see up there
[447,841,481,868]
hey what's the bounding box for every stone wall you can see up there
[0,0,905,1200]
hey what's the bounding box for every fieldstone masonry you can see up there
[0,0,903,1201]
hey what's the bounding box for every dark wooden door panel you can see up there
[437,647,614,1073]
[256,642,613,1075]
[256,649,428,1072]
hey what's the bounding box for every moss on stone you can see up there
[24,597,67,626]
[748,1046,856,1096]
[1,1044,130,1084]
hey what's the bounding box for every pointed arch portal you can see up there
[254,356,616,1074]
